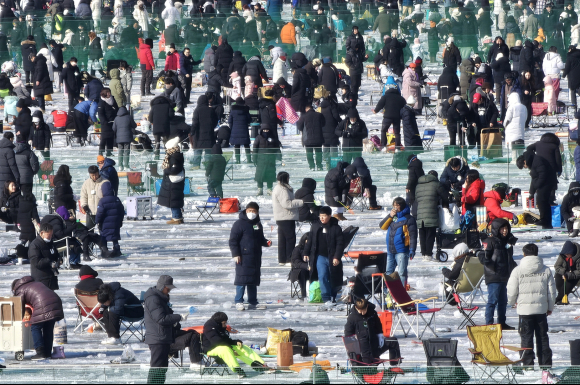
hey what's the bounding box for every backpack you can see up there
[290,331,310,357]
[313,85,330,99]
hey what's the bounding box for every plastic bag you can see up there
[111,345,136,364]
[265,327,292,355]
[309,281,322,303]
[552,205,562,228]
[439,204,460,232]
[184,148,195,164]
[53,319,67,345]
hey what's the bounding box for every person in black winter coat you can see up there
[61,58,83,111]
[13,103,33,143]
[372,87,407,148]
[253,125,280,195]
[216,124,231,148]
[295,178,319,222]
[520,40,536,73]
[526,132,561,205]
[325,161,357,220]
[215,40,234,84]
[406,154,425,211]
[344,299,401,364]
[440,156,470,194]
[560,182,580,235]
[487,36,510,64]
[259,92,281,130]
[52,165,75,211]
[446,96,475,145]
[510,43,523,73]
[98,282,144,343]
[303,206,345,302]
[30,110,51,160]
[112,106,137,171]
[351,157,381,210]
[335,109,368,164]
[168,113,190,144]
[21,36,36,84]
[50,40,64,92]
[345,47,367,102]
[490,53,512,98]
[228,97,252,164]
[95,182,124,258]
[470,92,499,145]
[297,105,325,170]
[0,181,19,225]
[479,218,517,329]
[191,94,218,168]
[228,51,247,84]
[565,46,580,106]
[229,202,271,310]
[437,65,460,100]
[400,97,423,148]
[97,88,119,157]
[288,233,310,299]
[14,140,39,192]
[31,54,51,111]
[290,67,311,113]
[318,57,339,95]
[29,223,59,290]
[319,99,341,165]
[242,56,268,87]
[148,95,175,155]
[442,39,461,70]
[75,265,104,292]
[205,143,227,198]
[158,143,185,225]
[517,150,557,229]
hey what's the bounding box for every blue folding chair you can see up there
[196,197,221,221]
[422,129,436,150]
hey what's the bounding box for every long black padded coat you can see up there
[229,210,269,286]
[157,150,185,209]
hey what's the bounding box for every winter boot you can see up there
[333,213,347,221]
[31,347,46,360]
[570,230,579,237]
[233,367,246,378]
[109,246,122,258]
[99,245,110,259]
[266,189,272,196]
[82,253,92,262]
[256,188,263,196]
[251,361,274,373]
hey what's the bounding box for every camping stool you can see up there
[291,281,301,299]
[120,305,145,344]
[196,197,221,221]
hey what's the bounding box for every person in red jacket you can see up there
[484,185,518,224]
[164,43,179,72]
[461,169,485,215]
[139,38,155,96]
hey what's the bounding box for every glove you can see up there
[99,307,105,314]
[1,207,7,212]
[511,215,519,225]
[236,341,243,349]
[377,333,385,348]
[566,272,576,280]
[83,206,91,215]
[27,140,32,146]
[333,196,340,203]
[180,313,188,322]
[569,217,577,222]
[409,252,415,260]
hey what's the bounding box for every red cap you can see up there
[473,93,482,103]
[409,63,417,68]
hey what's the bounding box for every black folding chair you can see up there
[196,197,221,221]
[423,338,470,384]
[120,305,145,343]
[452,293,479,330]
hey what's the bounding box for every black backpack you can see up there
[290,331,310,357]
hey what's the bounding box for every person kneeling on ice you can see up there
[479,218,518,329]
[95,182,125,258]
[202,311,272,378]
[97,282,144,345]
[12,276,64,360]
[507,243,556,368]
[483,183,518,224]
[560,182,580,237]
[554,241,580,305]
[344,298,402,366]
[379,197,417,288]
[230,202,272,311]
[303,206,345,303]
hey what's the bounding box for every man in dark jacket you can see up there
[14,140,39,192]
[0,132,20,191]
[406,154,424,215]
[560,182,580,236]
[479,218,517,329]
[554,241,580,304]
[242,56,268,87]
[205,143,227,198]
[325,162,357,221]
[295,178,319,222]
[290,67,311,113]
[148,95,175,156]
[335,109,368,164]
[440,156,470,193]
[442,38,461,71]
[345,38,367,102]
[317,57,339,96]
[229,202,272,311]
[437,65,460,101]
[373,87,407,147]
[179,47,202,104]
[21,35,36,85]
[319,99,341,166]
[303,206,345,303]
[98,282,144,345]
[520,40,536,73]
[28,223,60,291]
[50,40,64,92]
[344,298,401,364]
[352,157,382,210]
[415,171,450,259]
[215,39,234,84]
[98,156,119,196]
[564,45,580,106]
[31,110,51,160]
[297,105,325,171]
[31,53,51,112]
[75,265,103,292]
[190,94,218,169]
[61,58,83,111]
[143,275,186,383]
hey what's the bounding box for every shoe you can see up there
[82,254,92,262]
[266,189,272,196]
[235,303,245,311]
[256,188,263,196]
[570,230,579,237]
[108,249,122,258]
[146,92,155,96]
[368,205,383,210]
[501,324,516,331]
[234,367,246,378]
[189,362,204,370]
[166,218,184,225]
[556,301,570,305]
[101,337,121,345]
[333,213,347,221]
[423,255,434,262]
[247,304,267,310]
[191,166,200,170]
[69,263,82,270]
[31,347,47,360]
[99,246,110,259]
[251,361,275,372]
[141,93,146,97]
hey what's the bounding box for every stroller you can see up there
[435,212,482,263]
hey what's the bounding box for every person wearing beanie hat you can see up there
[372,5,393,41]
[554,240,580,304]
[303,205,345,303]
[402,62,422,111]
[443,36,461,71]
[335,108,368,164]
[75,264,104,291]
[230,202,271,311]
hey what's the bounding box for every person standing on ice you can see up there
[507,243,556,368]
[229,202,272,311]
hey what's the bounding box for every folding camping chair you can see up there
[196,197,221,221]
[36,160,54,185]
[120,304,145,343]
[466,324,529,383]
[531,102,549,128]
[423,338,470,384]
[452,293,479,330]
[422,129,436,150]
[347,252,387,314]
[442,254,485,308]
[342,335,403,384]
[127,172,146,196]
[348,177,368,212]
[391,151,408,182]
[424,103,437,122]
[341,226,360,263]
[223,152,234,181]
[296,220,312,236]
[73,288,105,334]
[382,275,441,339]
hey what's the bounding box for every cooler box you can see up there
[0,296,34,361]
[125,196,153,220]
[155,179,190,196]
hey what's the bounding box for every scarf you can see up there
[103,96,114,105]
[162,146,180,169]
[80,275,95,280]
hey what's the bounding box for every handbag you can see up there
[168,170,185,183]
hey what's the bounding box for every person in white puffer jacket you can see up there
[542,47,565,98]
[161,0,180,28]
[272,54,288,83]
[503,92,527,161]
[91,0,102,31]
[133,1,150,38]
[37,45,58,83]
[507,243,556,368]
[572,24,580,46]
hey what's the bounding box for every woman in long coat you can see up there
[401,63,422,110]
[157,138,185,225]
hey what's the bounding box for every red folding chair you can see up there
[73,288,104,334]
[531,102,549,128]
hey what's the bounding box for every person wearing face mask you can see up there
[479,218,518,329]
[230,202,272,311]
[560,182,580,236]
[61,57,83,111]
[253,125,281,196]
[334,109,368,164]
[272,171,304,266]
[28,222,60,290]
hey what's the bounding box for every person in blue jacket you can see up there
[82,73,103,123]
[379,197,417,287]
[97,282,144,345]
[98,155,119,196]
[95,181,125,258]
